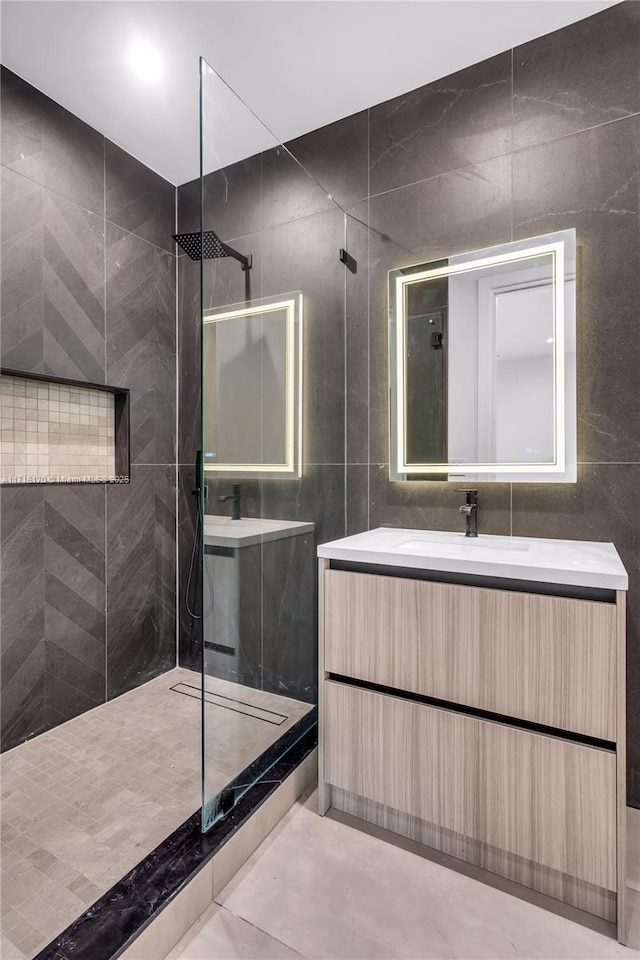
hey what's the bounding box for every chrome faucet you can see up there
[458,489,478,538]
[218,483,242,521]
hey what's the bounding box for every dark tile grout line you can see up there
[174,184,180,669]
[0,160,179,258]
[103,132,108,704]
[510,484,513,537]
[366,106,371,534]
[510,47,515,245]
[174,462,640,471]
[338,462,640,467]
[343,209,348,537]
[344,109,640,209]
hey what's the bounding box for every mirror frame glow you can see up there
[389,230,576,482]
[203,293,303,478]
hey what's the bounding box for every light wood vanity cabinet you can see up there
[324,568,616,741]
[318,553,628,942]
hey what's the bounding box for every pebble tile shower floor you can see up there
[0,667,312,959]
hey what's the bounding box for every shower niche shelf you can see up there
[0,368,130,485]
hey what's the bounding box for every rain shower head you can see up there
[173,230,252,270]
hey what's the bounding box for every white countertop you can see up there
[317,527,628,590]
[204,516,314,549]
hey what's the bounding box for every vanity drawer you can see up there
[323,680,616,892]
[323,568,616,741]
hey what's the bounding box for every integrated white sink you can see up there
[395,532,531,558]
[317,527,628,590]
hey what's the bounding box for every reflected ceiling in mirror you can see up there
[389,230,576,483]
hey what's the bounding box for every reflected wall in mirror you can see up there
[203,293,303,478]
[389,230,576,482]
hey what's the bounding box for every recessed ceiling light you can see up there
[546,337,554,343]
[128,39,163,83]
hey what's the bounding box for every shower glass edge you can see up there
[198,56,347,832]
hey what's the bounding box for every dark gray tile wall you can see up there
[105,465,176,698]
[0,66,178,751]
[331,3,640,803]
[368,51,512,195]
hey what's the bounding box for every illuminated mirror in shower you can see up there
[389,229,576,483]
[203,293,303,478]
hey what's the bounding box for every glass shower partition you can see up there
[199,58,347,830]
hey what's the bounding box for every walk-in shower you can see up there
[0,51,349,960]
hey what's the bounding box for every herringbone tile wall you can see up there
[0,66,178,751]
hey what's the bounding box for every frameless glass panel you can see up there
[199,58,346,831]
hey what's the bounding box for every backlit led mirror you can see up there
[203,293,303,478]
[389,230,576,482]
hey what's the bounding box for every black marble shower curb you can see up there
[34,711,317,960]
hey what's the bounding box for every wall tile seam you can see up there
[366,88,371,533]
[360,108,640,207]
[509,47,515,157]
[103,132,108,705]
[1,160,178,258]
[174,183,180,670]
[343,209,348,539]
[509,483,513,537]
[350,461,640,467]
[0,158,107,220]
[509,48,515,245]
[509,110,640,158]
[195,204,347,248]
[363,153,516,205]
[104,220,178,257]
[189,463,347,470]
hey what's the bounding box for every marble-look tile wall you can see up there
[289,3,640,801]
[0,66,178,750]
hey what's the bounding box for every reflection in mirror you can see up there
[203,293,303,478]
[389,230,576,482]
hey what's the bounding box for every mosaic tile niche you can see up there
[0,374,116,484]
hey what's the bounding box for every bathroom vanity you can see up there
[317,528,628,942]
[204,516,315,700]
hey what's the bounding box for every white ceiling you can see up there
[1,0,618,186]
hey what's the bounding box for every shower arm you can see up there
[218,240,252,271]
